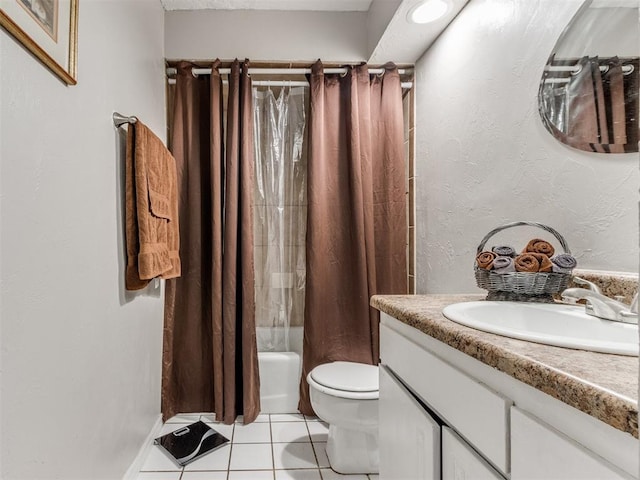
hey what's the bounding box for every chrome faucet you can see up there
[561,277,638,324]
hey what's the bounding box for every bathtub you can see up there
[256,326,303,413]
[258,351,301,413]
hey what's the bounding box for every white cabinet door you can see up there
[511,407,634,480]
[442,427,504,480]
[380,322,511,474]
[379,365,440,480]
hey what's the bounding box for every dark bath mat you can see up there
[154,420,229,467]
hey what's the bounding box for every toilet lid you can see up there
[310,361,378,392]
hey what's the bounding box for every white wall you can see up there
[366,0,402,58]
[0,0,166,478]
[165,9,368,61]
[414,0,638,294]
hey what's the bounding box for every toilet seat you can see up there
[308,361,379,400]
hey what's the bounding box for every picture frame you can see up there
[0,0,78,85]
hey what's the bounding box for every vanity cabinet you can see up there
[380,321,510,476]
[442,426,503,480]
[379,364,504,480]
[379,366,440,479]
[379,312,638,480]
[511,407,632,479]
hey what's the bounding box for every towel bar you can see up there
[113,112,137,128]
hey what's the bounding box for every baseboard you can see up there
[122,414,163,480]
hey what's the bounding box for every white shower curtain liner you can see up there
[253,85,307,352]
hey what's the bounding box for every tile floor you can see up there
[137,413,379,480]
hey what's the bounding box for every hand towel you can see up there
[476,251,496,270]
[551,253,577,273]
[125,120,181,290]
[492,256,516,274]
[523,238,555,257]
[514,253,540,273]
[529,253,553,272]
[492,245,516,258]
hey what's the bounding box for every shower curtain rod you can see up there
[546,64,635,75]
[166,66,413,88]
[166,66,412,76]
[166,78,413,88]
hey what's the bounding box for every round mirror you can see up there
[538,0,638,153]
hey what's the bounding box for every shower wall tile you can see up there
[407,87,416,295]
[408,127,415,179]
[254,205,268,246]
[254,274,306,328]
[263,206,307,247]
[254,246,266,287]
[409,226,415,278]
[408,178,415,228]
[403,93,410,142]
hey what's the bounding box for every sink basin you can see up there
[442,301,638,356]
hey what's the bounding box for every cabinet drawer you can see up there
[511,407,634,480]
[380,323,511,475]
[442,427,505,480]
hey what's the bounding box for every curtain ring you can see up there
[570,64,583,76]
[340,67,348,78]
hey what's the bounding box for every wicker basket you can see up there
[474,221,572,296]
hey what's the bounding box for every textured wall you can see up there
[0,1,166,478]
[414,0,638,293]
[165,9,368,61]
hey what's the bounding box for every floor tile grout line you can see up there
[268,415,276,479]
[304,416,324,477]
[225,421,235,480]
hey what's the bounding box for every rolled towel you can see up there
[514,253,540,272]
[476,251,496,270]
[492,245,516,258]
[492,256,516,274]
[529,252,553,272]
[551,253,577,273]
[523,238,555,257]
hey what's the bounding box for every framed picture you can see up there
[0,0,78,85]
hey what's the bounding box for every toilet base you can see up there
[325,424,379,474]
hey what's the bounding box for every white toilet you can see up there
[307,361,379,474]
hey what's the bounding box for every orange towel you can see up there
[529,253,553,273]
[125,121,181,290]
[476,251,496,270]
[523,238,555,257]
[514,253,539,272]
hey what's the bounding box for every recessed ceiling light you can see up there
[408,0,450,24]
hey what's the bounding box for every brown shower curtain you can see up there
[163,59,260,425]
[298,61,407,415]
[565,56,628,153]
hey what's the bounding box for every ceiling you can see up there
[161,0,471,64]
[161,0,373,11]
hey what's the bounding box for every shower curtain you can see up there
[162,59,260,425]
[298,61,407,415]
[542,56,628,153]
[253,86,307,352]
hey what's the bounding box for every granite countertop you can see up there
[371,294,638,438]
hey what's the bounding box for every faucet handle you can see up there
[618,293,638,322]
[573,277,603,295]
[630,293,638,314]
